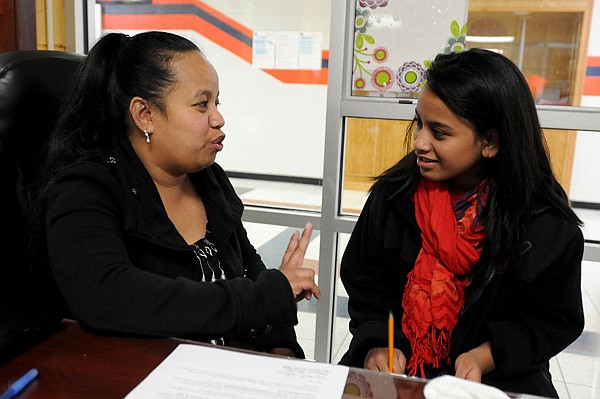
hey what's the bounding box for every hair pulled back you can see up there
[31,32,201,247]
[46,31,200,169]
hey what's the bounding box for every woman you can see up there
[339,48,584,397]
[36,31,320,357]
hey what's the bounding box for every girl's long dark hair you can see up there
[376,48,581,266]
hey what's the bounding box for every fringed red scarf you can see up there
[401,179,488,378]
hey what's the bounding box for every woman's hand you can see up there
[365,347,407,374]
[455,341,495,382]
[278,222,321,302]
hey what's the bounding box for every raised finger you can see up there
[296,223,313,252]
[288,223,313,263]
[282,230,300,265]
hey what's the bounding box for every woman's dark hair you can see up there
[377,48,581,266]
[31,31,201,255]
[45,31,200,170]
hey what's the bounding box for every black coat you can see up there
[45,138,303,356]
[339,179,584,397]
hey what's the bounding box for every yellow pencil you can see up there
[388,311,394,373]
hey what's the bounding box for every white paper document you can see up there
[125,344,350,399]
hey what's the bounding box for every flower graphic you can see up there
[371,66,394,91]
[444,35,466,53]
[355,8,371,34]
[353,8,377,84]
[397,61,426,92]
[359,0,389,9]
[354,77,367,90]
[372,47,388,63]
[443,20,468,54]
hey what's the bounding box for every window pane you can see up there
[230,177,323,212]
[350,0,468,98]
[342,117,412,215]
[467,11,583,106]
[334,233,351,364]
[569,129,600,207]
[243,221,320,359]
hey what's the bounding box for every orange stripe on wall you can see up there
[261,68,328,85]
[152,0,253,38]
[103,13,252,63]
[587,56,600,67]
[583,76,600,96]
[103,13,329,85]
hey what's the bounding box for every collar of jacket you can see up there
[104,138,244,250]
[379,176,501,280]
[381,179,419,231]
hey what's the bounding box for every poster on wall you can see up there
[253,31,323,70]
[352,0,468,98]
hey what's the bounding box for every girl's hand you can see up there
[278,222,321,302]
[365,347,407,374]
[455,341,495,382]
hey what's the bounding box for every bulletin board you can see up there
[351,0,469,98]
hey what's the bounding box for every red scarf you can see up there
[401,179,488,377]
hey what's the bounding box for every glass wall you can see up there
[467,11,583,106]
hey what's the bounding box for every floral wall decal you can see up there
[358,0,390,9]
[444,20,468,53]
[372,66,395,91]
[353,7,392,90]
[351,0,468,97]
[397,61,426,92]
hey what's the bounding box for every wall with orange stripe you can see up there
[584,56,600,96]
[102,0,329,85]
[100,0,332,179]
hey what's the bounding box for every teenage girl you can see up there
[339,48,584,398]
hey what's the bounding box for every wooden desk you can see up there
[0,320,427,399]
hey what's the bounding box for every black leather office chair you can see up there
[0,50,85,362]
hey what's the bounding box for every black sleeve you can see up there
[227,220,305,358]
[46,163,298,339]
[485,220,585,377]
[339,189,413,367]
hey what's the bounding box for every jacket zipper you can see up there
[460,268,496,317]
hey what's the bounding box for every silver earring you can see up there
[144,130,150,144]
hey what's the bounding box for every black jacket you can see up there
[45,138,303,356]
[339,178,584,397]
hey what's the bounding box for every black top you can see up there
[339,177,584,398]
[45,137,304,357]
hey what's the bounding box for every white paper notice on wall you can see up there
[274,31,301,69]
[125,343,350,399]
[253,31,323,70]
[252,31,277,69]
[298,32,323,70]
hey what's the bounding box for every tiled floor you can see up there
[232,178,600,398]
